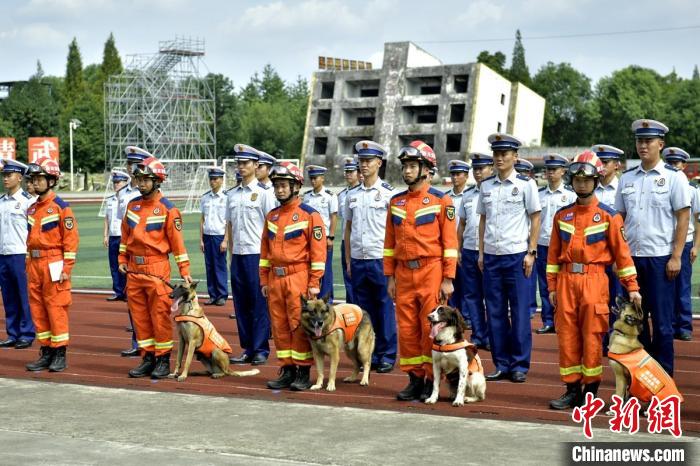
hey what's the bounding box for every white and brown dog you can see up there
[425,304,486,406]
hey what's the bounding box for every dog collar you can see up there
[432,341,473,352]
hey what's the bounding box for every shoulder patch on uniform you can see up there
[391,190,408,200]
[538,186,546,192]
[258,181,271,190]
[427,187,446,199]
[381,182,395,191]
[325,188,333,195]
[664,163,680,172]
[516,174,530,181]
[21,190,32,199]
[299,203,318,215]
[597,202,617,216]
[128,196,143,205]
[338,187,347,195]
[53,196,70,209]
[159,197,175,209]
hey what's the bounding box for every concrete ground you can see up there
[0,378,695,465]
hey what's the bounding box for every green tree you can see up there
[260,64,286,102]
[476,50,507,75]
[532,62,597,146]
[101,33,123,79]
[509,30,531,86]
[0,117,13,136]
[207,73,240,157]
[693,65,699,81]
[65,38,85,103]
[664,78,700,150]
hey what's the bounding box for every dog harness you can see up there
[313,303,364,343]
[174,315,233,358]
[608,349,683,402]
[431,341,484,375]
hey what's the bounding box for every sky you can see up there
[1,0,699,89]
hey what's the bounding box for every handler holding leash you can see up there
[547,151,641,409]
[260,162,327,391]
[118,155,192,379]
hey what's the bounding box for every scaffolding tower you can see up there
[104,37,216,169]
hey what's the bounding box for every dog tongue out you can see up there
[314,327,323,338]
[430,322,446,339]
[170,297,182,314]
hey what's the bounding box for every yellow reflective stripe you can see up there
[415,205,441,217]
[582,365,603,377]
[276,349,292,358]
[390,206,406,219]
[137,338,156,348]
[155,340,174,350]
[559,365,582,376]
[50,333,69,343]
[421,355,433,364]
[259,258,271,267]
[558,221,575,234]
[36,331,52,340]
[443,249,458,258]
[311,262,325,270]
[284,221,309,233]
[617,266,636,278]
[291,350,313,360]
[63,252,76,260]
[146,215,167,224]
[127,211,140,223]
[400,356,424,365]
[584,222,609,236]
[119,244,127,253]
[267,221,278,234]
[28,217,36,226]
[546,264,561,273]
[383,248,394,257]
[174,254,189,263]
[41,214,60,225]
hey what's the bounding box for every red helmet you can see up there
[270,161,304,185]
[398,140,437,168]
[27,156,61,179]
[134,156,167,182]
[568,151,603,178]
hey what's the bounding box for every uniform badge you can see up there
[47,208,53,214]
[396,199,406,206]
[446,206,455,220]
[292,213,299,222]
[313,226,322,241]
[561,195,567,203]
[375,192,381,201]
[251,193,258,201]
[563,212,574,221]
[422,197,430,204]
[271,214,279,221]
[174,217,182,231]
[593,213,601,223]
[64,217,74,230]
[657,178,666,187]
[153,207,160,215]
[512,187,519,196]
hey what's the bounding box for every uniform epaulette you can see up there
[338,187,347,195]
[21,190,32,199]
[623,166,637,173]
[664,163,680,172]
[203,190,212,196]
[325,188,333,195]
[302,189,311,197]
[349,184,362,192]
[128,196,143,205]
[223,187,233,195]
[483,175,496,182]
[391,189,408,200]
[53,196,70,209]
[107,193,116,200]
[465,186,476,193]
[538,186,546,192]
[597,202,617,216]
[258,181,271,190]
[428,187,446,199]
[159,197,175,210]
[381,182,395,191]
[516,174,530,182]
[299,202,318,215]
[556,202,577,214]
[564,185,574,192]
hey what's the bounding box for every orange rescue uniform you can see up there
[260,198,326,367]
[546,197,639,384]
[384,184,458,378]
[173,315,233,358]
[118,192,190,356]
[27,192,79,348]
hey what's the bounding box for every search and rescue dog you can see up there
[168,282,259,382]
[425,305,486,406]
[300,296,375,392]
[608,297,682,404]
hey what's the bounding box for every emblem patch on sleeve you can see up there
[64,217,74,230]
[446,206,455,220]
[313,226,322,241]
[174,217,182,231]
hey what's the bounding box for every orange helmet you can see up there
[134,156,167,182]
[568,150,603,178]
[398,140,437,168]
[270,161,304,185]
[27,156,61,179]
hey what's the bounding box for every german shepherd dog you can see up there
[300,296,375,391]
[168,282,259,382]
[426,305,486,406]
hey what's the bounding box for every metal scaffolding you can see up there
[104,37,216,169]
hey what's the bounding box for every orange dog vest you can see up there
[174,314,233,358]
[315,303,363,343]
[431,340,484,376]
[608,349,683,402]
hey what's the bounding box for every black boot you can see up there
[150,353,171,379]
[420,378,434,401]
[582,381,600,401]
[128,352,156,378]
[397,373,425,401]
[290,365,312,391]
[549,382,582,410]
[26,346,54,372]
[48,346,67,372]
[267,365,297,389]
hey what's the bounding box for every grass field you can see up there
[69,202,700,313]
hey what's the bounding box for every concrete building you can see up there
[301,41,545,184]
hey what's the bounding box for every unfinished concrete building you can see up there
[301,41,545,184]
